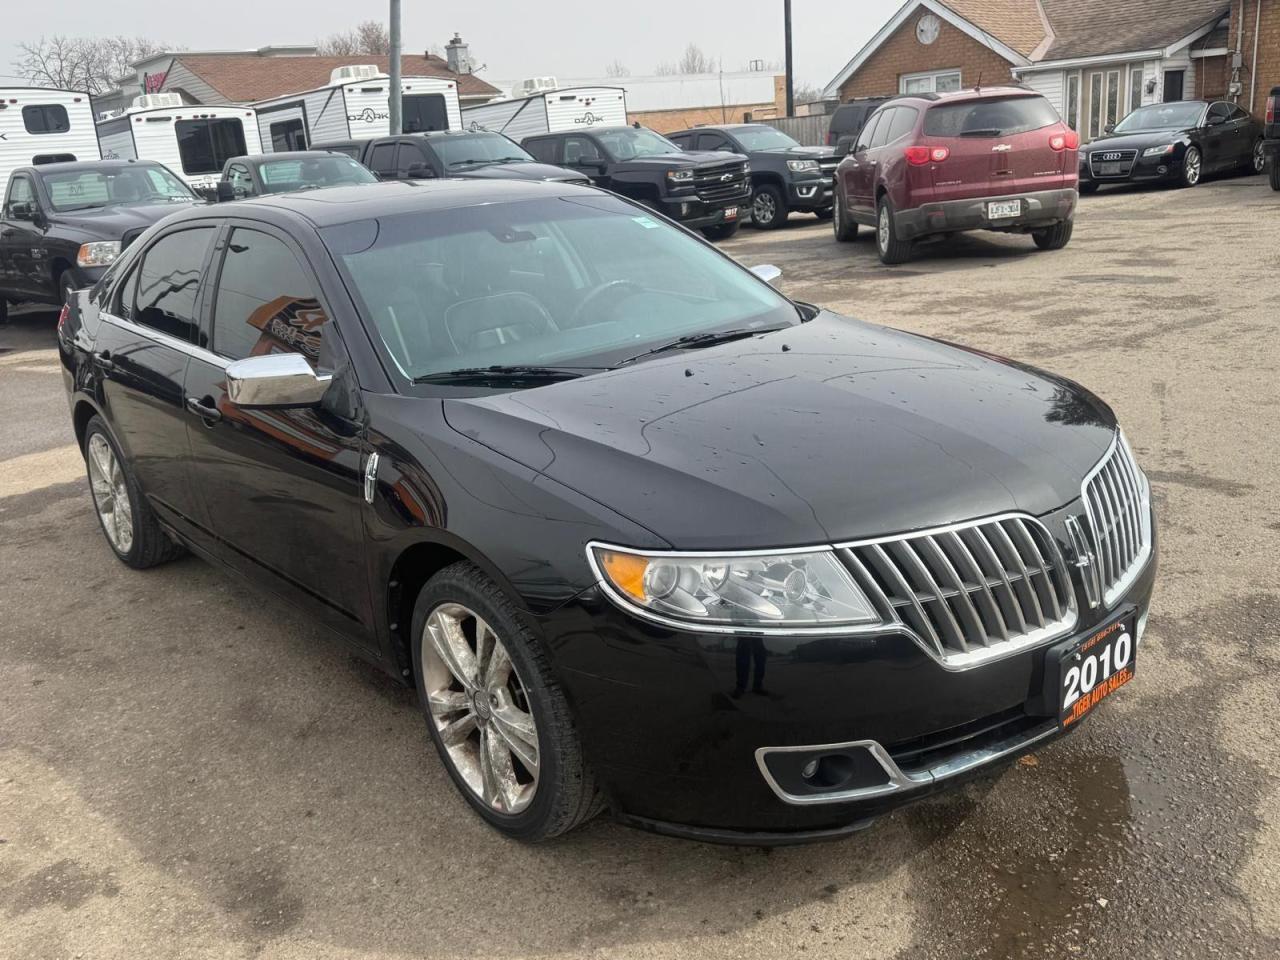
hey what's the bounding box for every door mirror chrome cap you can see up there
[751,263,783,287]
[225,353,332,408]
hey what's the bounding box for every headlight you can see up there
[589,544,882,630]
[76,241,121,268]
[1142,144,1175,157]
[742,162,751,175]
[666,169,694,184]
[787,159,820,172]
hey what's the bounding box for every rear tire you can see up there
[411,562,603,841]
[750,183,788,229]
[1250,139,1266,175]
[1179,146,1202,188]
[83,416,185,569]
[701,221,741,242]
[1032,219,1074,251]
[1270,154,1280,191]
[832,190,858,242]
[875,195,912,265]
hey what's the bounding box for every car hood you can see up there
[452,161,590,183]
[1084,128,1192,152]
[442,313,1117,550]
[613,151,747,172]
[52,200,202,237]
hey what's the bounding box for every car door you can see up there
[182,221,375,646]
[1226,104,1256,167]
[93,224,219,545]
[0,174,44,299]
[1202,102,1234,170]
[846,109,889,217]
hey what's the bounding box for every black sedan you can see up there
[1,159,200,321]
[1079,99,1265,192]
[217,151,378,200]
[59,179,1156,844]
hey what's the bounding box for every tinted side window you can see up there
[523,137,559,163]
[697,132,731,151]
[564,136,603,165]
[5,175,35,213]
[368,142,398,177]
[212,228,328,363]
[133,227,216,341]
[868,109,895,148]
[396,141,427,175]
[831,105,863,135]
[23,104,71,134]
[1228,104,1250,121]
[668,132,693,149]
[884,106,919,144]
[854,111,883,152]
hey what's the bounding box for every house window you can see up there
[900,70,962,95]
[1065,74,1080,130]
[1128,66,1145,115]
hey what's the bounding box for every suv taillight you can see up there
[1267,96,1276,124]
[905,145,949,165]
[1050,129,1080,151]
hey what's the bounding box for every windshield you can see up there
[594,127,681,159]
[325,194,795,385]
[923,96,1060,138]
[1114,102,1204,132]
[42,165,196,212]
[732,127,801,151]
[432,133,535,169]
[258,155,377,192]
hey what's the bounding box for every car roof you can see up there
[26,159,168,175]
[156,178,601,228]
[901,85,1038,106]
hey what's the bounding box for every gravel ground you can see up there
[1,172,1277,960]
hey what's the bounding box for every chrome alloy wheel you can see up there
[87,433,134,554]
[1254,140,1266,174]
[1185,148,1202,185]
[422,602,540,814]
[878,205,891,252]
[752,190,777,224]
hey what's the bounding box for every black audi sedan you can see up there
[59,179,1156,844]
[1078,99,1265,192]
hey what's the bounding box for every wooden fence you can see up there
[761,114,831,146]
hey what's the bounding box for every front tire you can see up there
[832,190,858,242]
[875,195,912,265]
[411,562,602,841]
[1179,146,1202,187]
[83,416,184,569]
[701,221,741,242]
[1032,219,1074,250]
[750,183,788,229]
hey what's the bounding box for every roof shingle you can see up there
[1038,0,1230,59]
[936,0,1049,58]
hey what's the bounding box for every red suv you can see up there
[832,87,1079,264]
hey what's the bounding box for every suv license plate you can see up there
[723,207,738,221]
[987,199,1022,219]
[1060,614,1136,728]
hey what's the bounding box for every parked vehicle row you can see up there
[1260,84,1279,191]
[59,177,1157,844]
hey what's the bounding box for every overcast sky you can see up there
[1,0,900,94]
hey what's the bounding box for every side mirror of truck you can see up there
[9,201,36,221]
[215,181,236,203]
[405,162,435,179]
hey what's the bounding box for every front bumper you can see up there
[660,188,751,229]
[786,176,833,211]
[895,187,1076,240]
[546,505,1156,844]
[1079,152,1185,187]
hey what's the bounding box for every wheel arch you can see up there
[72,397,106,451]
[750,170,786,190]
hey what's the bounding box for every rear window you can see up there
[403,94,448,133]
[176,118,248,175]
[924,97,1060,138]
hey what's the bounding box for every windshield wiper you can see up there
[959,128,1005,137]
[447,158,501,168]
[412,364,594,385]
[617,327,783,366]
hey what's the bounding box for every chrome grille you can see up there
[1081,433,1151,607]
[841,515,1077,668]
[693,161,749,202]
[819,158,840,175]
[1088,149,1137,178]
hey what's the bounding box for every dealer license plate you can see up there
[1059,613,1136,728]
[723,206,739,221]
[987,199,1022,220]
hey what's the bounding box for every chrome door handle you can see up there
[185,396,222,423]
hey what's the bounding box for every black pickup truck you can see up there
[313,130,588,185]
[521,125,751,240]
[0,159,201,322]
[1264,84,1279,191]
[667,123,839,229]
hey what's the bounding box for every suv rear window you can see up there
[923,97,1060,138]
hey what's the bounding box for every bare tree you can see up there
[319,20,391,56]
[13,35,168,95]
[678,43,713,74]
[604,59,630,78]
[793,82,822,104]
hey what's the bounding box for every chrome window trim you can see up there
[755,721,1058,806]
[99,309,229,370]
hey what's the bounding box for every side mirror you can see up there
[1206,113,1225,127]
[405,162,435,179]
[9,201,36,221]
[1103,122,1116,135]
[215,181,236,203]
[750,264,783,287]
[225,353,333,409]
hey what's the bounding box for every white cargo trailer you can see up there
[97,94,262,194]
[253,65,463,152]
[0,87,101,190]
[461,87,628,141]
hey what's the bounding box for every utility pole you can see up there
[388,0,403,134]
[784,0,794,117]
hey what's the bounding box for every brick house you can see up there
[823,0,1278,140]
